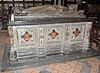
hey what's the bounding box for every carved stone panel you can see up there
[71,25,85,42]
[65,23,86,44]
[46,25,62,44]
[17,29,36,46]
[13,26,38,49]
[39,27,45,46]
[9,22,92,52]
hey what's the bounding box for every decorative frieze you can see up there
[8,22,92,59]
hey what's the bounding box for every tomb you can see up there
[2,5,99,71]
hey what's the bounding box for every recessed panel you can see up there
[70,24,86,42]
[17,28,36,47]
[46,26,62,44]
[65,25,70,42]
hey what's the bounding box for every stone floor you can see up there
[0,30,100,73]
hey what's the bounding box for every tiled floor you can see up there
[0,30,100,73]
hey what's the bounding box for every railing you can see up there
[90,17,100,53]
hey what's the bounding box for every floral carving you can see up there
[8,26,14,45]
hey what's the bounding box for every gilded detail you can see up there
[8,26,14,45]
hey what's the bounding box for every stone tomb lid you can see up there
[14,5,85,17]
[8,17,90,26]
[9,5,90,26]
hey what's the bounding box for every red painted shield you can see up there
[24,34,30,42]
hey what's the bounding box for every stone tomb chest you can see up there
[7,5,95,66]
